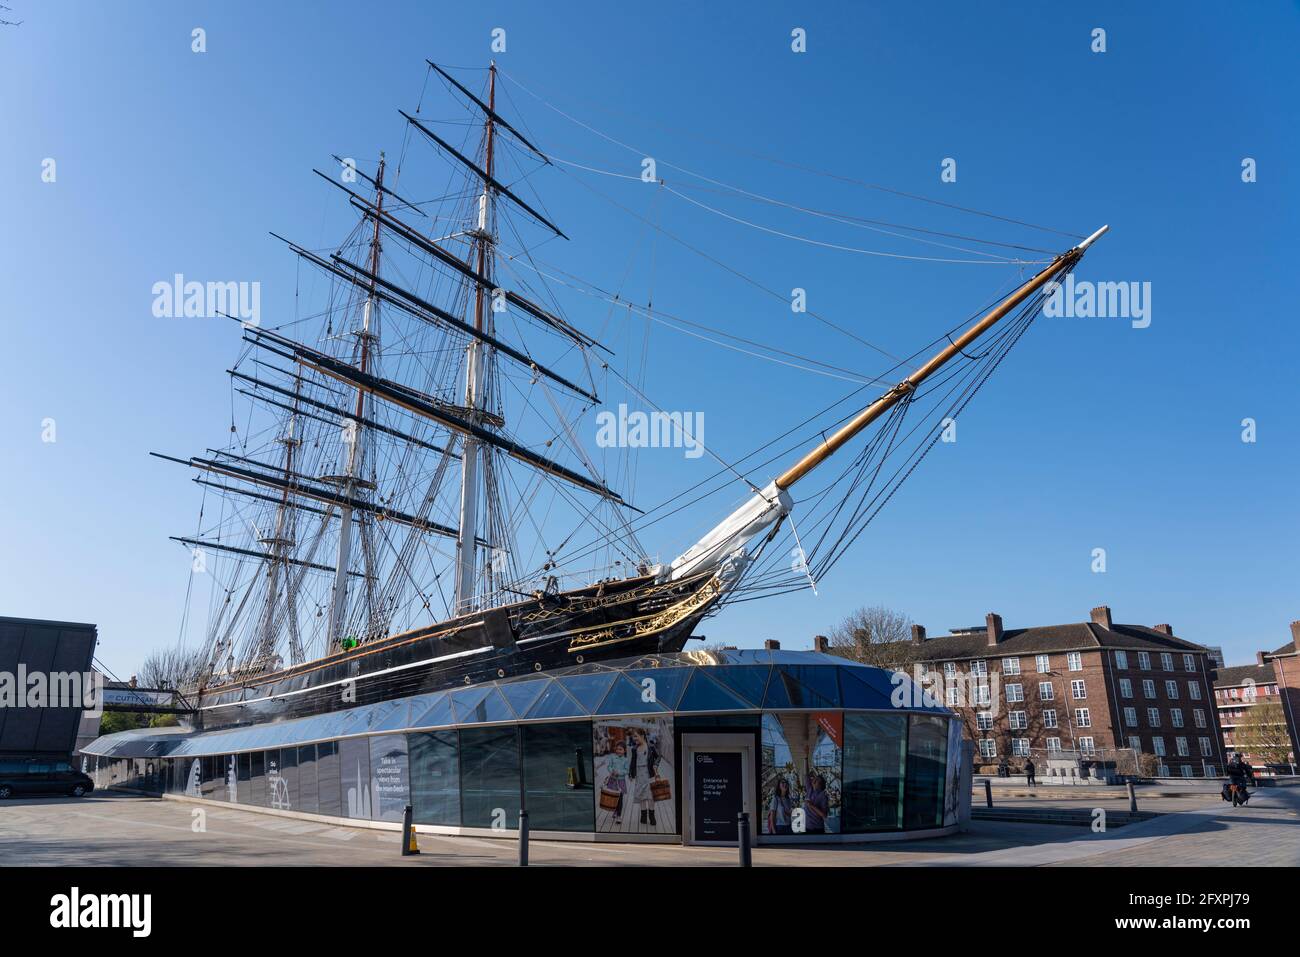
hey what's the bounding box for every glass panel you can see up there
[316,740,341,817]
[249,751,267,807]
[842,712,907,832]
[593,717,676,835]
[524,682,587,720]
[368,734,410,823]
[521,722,594,832]
[675,670,753,712]
[760,713,842,834]
[221,755,239,803]
[763,667,840,709]
[449,686,492,721]
[556,672,618,713]
[371,698,416,733]
[704,665,772,708]
[338,737,372,819]
[496,678,549,718]
[364,699,406,732]
[838,668,896,710]
[622,668,692,710]
[236,753,251,804]
[459,726,520,829]
[409,730,459,826]
[454,686,515,725]
[277,747,299,810]
[904,714,948,830]
[596,674,670,715]
[409,694,454,730]
[297,744,318,814]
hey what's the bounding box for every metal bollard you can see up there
[401,803,419,857]
[984,779,993,808]
[738,811,752,867]
[518,809,529,867]
[1127,781,1137,812]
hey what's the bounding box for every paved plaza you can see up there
[0,784,1296,866]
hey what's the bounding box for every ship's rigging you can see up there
[159,59,1106,693]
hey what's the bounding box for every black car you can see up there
[0,759,95,798]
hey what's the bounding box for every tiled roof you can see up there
[904,621,1210,662]
[1214,662,1275,688]
[1269,641,1297,657]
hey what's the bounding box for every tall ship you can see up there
[157,61,1106,730]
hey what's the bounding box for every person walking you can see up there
[1024,757,1036,787]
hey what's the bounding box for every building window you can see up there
[1035,654,1051,673]
[1067,653,1083,671]
[1039,682,1055,700]
[1148,708,1161,728]
[459,726,521,830]
[1079,737,1095,756]
[1009,711,1027,730]
[1176,737,1189,757]
[1012,738,1030,756]
[1161,653,1174,671]
[1114,650,1128,669]
[1003,657,1021,675]
[1183,654,1195,672]
[1199,737,1213,757]
[1043,709,1058,729]
[1006,683,1024,703]
[1165,680,1179,699]
[970,660,988,677]
[979,739,997,759]
[1205,765,1218,777]
[1071,679,1087,700]
[1119,678,1133,698]
[1170,708,1183,728]
[522,722,595,832]
[1138,652,1151,670]
[1124,707,1137,727]
[976,711,994,731]
[1188,682,1202,701]
[904,715,950,830]
[1074,708,1091,728]
[1194,709,1206,728]
[408,730,459,826]
[943,661,957,677]
[1143,679,1156,699]
[945,686,960,706]
[1128,735,1142,751]
[973,684,991,707]
[1153,737,1166,757]
[1180,765,1194,778]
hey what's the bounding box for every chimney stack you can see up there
[1152,623,1173,636]
[764,639,781,650]
[1291,620,1300,645]
[1090,605,1113,630]
[813,634,829,653]
[986,613,1003,646]
[1257,651,1268,666]
[911,624,927,645]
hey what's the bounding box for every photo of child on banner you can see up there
[593,717,675,834]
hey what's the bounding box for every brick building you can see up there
[1213,655,1294,771]
[1262,621,1300,770]
[903,605,1226,777]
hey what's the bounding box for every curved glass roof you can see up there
[82,649,948,759]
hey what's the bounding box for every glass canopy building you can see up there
[82,650,967,844]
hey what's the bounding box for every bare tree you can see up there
[827,605,917,670]
[1233,699,1294,767]
[138,646,206,690]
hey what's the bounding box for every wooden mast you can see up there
[774,226,1109,490]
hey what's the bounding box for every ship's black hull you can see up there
[192,571,722,730]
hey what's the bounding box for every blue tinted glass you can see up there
[458,687,516,724]
[497,678,548,717]
[623,668,692,709]
[838,668,895,710]
[556,672,618,713]
[410,694,454,729]
[705,665,772,707]
[675,670,754,712]
[372,699,417,732]
[764,667,839,709]
[595,674,670,715]
[525,682,587,719]
[450,686,493,722]
[363,699,406,731]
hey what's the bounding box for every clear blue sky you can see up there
[3,1,1297,678]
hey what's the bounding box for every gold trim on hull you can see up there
[566,575,723,653]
